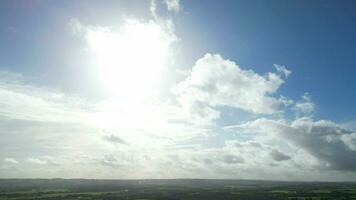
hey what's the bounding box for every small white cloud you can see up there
[150,0,158,19]
[294,93,315,115]
[279,95,294,107]
[27,156,59,165]
[68,18,83,35]
[4,157,19,164]
[163,0,181,13]
[221,154,244,164]
[27,158,47,165]
[274,64,291,78]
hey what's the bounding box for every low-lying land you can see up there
[0,179,355,200]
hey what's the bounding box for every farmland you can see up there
[0,179,355,200]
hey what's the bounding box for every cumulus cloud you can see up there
[232,117,356,171]
[294,93,315,115]
[340,133,356,151]
[149,139,306,179]
[173,53,288,115]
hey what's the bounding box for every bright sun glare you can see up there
[86,19,174,97]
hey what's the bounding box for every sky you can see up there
[0,0,356,181]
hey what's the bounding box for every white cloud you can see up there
[1,1,354,181]
[27,156,59,166]
[150,0,181,17]
[163,0,181,13]
[27,158,47,165]
[221,154,244,164]
[0,71,88,123]
[279,95,294,107]
[68,18,83,34]
[0,71,214,177]
[294,93,315,115]
[4,157,19,164]
[173,53,287,115]
[341,133,356,151]
[150,0,158,19]
[274,64,291,78]
[231,117,356,171]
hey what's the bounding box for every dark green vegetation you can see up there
[0,179,356,200]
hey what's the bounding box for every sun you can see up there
[86,19,175,98]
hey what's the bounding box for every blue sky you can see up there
[0,0,356,180]
[2,0,356,121]
[180,0,356,122]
